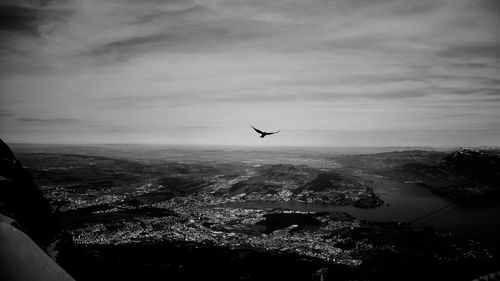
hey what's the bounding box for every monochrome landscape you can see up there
[1,0,500,280]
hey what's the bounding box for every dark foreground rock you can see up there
[0,139,75,280]
[0,138,60,251]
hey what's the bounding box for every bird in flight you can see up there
[251,125,280,138]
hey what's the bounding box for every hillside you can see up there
[350,148,500,200]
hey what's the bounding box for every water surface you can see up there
[229,178,500,250]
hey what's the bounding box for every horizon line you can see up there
[7,141,498,150]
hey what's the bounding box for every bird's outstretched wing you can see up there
[251,125,264,134]
[267,130,280,135]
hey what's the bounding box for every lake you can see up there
[228,178,500,251]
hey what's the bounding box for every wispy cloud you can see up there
[16,117,82,124]
[438,44,500,60]
[0,109,11,117]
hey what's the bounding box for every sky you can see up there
[0,0,499,147]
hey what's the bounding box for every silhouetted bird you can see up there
[251,125,280,138]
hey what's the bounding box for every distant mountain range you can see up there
[349,148,500,201]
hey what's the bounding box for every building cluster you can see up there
[70,195,380,267]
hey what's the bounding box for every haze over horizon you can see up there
[1,0,500,147]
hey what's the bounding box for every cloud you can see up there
[127,3,204,25]
[1,0,500,146]
[0,1,70,38]
[0,5,44,35]
[16,117,82,124]
[438,44,500,60]
[86,26,247,58]
[0,110,11,117]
